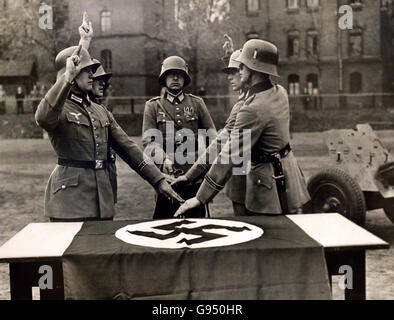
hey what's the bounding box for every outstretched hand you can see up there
[173,197,201,218]
[171,174,189,187]
[157,179,184,204]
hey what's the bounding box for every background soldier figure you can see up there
[0,85,6,114]
[15,86,25,115]
[175,39,310,218]
[35,45,183,222]
[143,56,216,219]
[173,35,248,216]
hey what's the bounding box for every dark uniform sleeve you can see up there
[196,102,267,204]
[107,110,164,187]
[185,100,243,182]
[142,100,167,164]
[35,75,72,132]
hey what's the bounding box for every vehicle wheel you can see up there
[304,167,367,226]
[383,199,394,223]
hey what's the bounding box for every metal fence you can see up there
[0,93,393,116]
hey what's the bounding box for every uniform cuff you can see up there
[196,176,224,204]
[140,161,165,187]
[185,163,209,182]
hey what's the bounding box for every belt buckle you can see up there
[95,160,104,169]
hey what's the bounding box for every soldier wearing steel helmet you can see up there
[174,39,310,218]
[143,55,216,219]
[35,45,183,222]
[172,35,248,216]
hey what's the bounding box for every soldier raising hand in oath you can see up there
[78,12,93,50]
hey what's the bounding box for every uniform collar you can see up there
[165,89,185,104]
[246,80,274,99]
[238,90,246,101]
[68,85,91,107]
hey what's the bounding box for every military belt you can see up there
[58,158,108,170]
[250,143,291,164]
[251,143,291,214]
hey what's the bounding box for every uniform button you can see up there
[257,179,261,184]
[61,185,66,189]
[88,111,91,114]
[77,121,80,125]
[92,118,95,122]
[96,143,99,147]
[176,108,180,111]
[177,120,181,124]
[191,117,195,120]
[177,114,181,117]
[94,126,97,130]
[95,135,99,139]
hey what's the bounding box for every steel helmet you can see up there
[55,46,100,79]
[91,58,112,83]
[222,49,242,74]
[159,56,191,87]
[234,39,280,77]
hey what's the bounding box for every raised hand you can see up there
[157,179,184,204]
[222,34,234,56]
[79,12,93,40]
[173,197,202,218]
[65,45,82,83]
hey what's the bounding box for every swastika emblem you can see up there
[115,219,264,249]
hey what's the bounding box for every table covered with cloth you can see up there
[62,215,332,300]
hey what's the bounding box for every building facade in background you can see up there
[229,0,392,108]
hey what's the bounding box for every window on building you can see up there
[100,10,112,32]
[306,74,319,95]
[350,72,362,93]
[287,0,299,9]
[246,0,260,16]
[101,50,112,71]
[381,0,390,9]
[288,31,300,58]
[306,30,319,56]
[288,74,300,95]
[307,0,319,7]
[349,28,363,56]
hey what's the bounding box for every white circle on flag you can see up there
[115,218,264,249]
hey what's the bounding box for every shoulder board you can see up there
[188,94,203,101]
[244,94,256,106]
[147,96,160,103]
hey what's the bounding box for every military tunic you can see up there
[196,81,310,214]
[142,89,216,218]
[35,75,164,220]
[185,93,246,204]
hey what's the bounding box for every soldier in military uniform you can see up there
[143,56,216,219]
[76,13,119,205]
[35,45,183,222]
[174,39,310,218]
[172,36,248,216]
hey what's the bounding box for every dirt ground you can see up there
[0,134,393,300]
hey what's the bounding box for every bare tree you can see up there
[0,0,71,81]
[148,0,232,92]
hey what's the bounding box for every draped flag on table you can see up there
[62,215,332,300]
